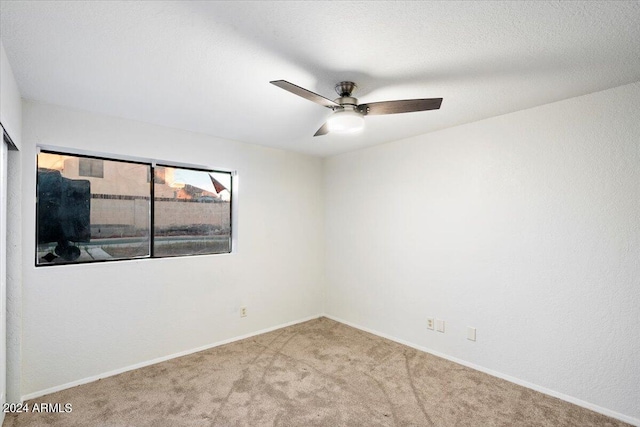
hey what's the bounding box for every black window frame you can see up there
[35,149,234,267]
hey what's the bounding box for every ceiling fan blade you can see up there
[358,98,443,115]
[270,80,339,108]
[314,122,329,137]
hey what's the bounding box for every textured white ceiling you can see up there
[1,1,639,157]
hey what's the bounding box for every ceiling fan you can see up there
[270,80,443,137]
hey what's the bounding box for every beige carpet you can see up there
[3,317,630,426]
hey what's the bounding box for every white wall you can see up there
[1,41,22,149]
[324,82,640,423]
[19,101,324,396]
[5,145,21,405]
[0,134,7,426]
[1,38,23,410]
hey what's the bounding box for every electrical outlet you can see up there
[467,327,476,341]
[436,319,445,333]
[240,306,247,317]
[427,318,434,330]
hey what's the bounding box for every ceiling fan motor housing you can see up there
[334,96,358,108]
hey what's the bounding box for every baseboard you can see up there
[323,314,639,427]
[21,313,323,402]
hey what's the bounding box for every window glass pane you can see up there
[37,152,150,265]
[78,158,104,178]
[154,166,231,256]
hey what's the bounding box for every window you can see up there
[154,166,231,257]
[36,150,233,266]
[78,158,104,178]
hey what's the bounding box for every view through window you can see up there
[36,151,232,265]
[154,165,231,257]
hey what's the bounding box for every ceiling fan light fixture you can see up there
[326,109,365,133]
